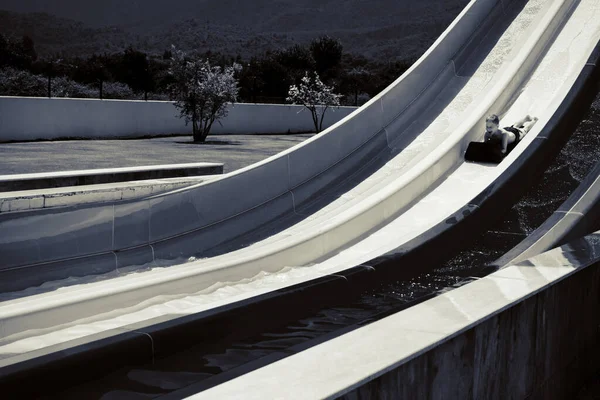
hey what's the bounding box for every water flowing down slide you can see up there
[1,0,600,357]
[493,157,600,267]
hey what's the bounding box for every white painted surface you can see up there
[184,231,600,400]
[0,98,357,141]
[1,0,599,350]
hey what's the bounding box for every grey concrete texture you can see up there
[339,260,600,400]
[0,163,223,192]
[0,134,312,175]
[0,97,357,141]
[0,177,212,213]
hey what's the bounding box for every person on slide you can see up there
[484,114,538,155]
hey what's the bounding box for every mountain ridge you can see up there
[0,0,469,60]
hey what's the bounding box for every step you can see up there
[0,163,223,192]
[0,176,217,213]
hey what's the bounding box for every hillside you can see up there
[0,11,138,57]
[0,0,469,60]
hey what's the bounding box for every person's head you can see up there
[485,114,500,133]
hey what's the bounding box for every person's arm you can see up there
[501,132,509,154]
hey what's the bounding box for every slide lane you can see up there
[0,0,599,353]
[306,0,600,274]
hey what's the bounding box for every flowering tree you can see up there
[287,72,341,133]
[168,46,240,142]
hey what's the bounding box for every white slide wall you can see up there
[0,97,357,141]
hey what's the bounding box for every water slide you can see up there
[494,156,600,267]
[1,0,600,356]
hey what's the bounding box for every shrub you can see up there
[0,67,46,96]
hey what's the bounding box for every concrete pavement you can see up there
[0,134,313,175]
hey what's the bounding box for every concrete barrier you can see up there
[0,97,357,141]
[0,163,223,192]
[181,231,600,400]
[0,176,215,213]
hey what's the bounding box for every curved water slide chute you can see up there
[494,156,600,267]
[0,0,555,282]
[1,0,600,340]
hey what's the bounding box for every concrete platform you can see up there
[0,176,216,213]
[0,163,223,192]
[0,134,313,175]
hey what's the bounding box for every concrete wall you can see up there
[340,254,600,400]
[0,163,223,192]
[0,96,357,141]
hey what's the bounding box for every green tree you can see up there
[119,47,154,99]
[0,35,8,69]
[255,56,291,103]
[20,35,37,66]
[238,58,265,103]
[341,67,371,106]
[87,55,111,99]
[169,46,240,142]
[310,36,343,81]
[0,34,38,70]
[275,44,315,82]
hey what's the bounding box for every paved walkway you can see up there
[0,134,313,175]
